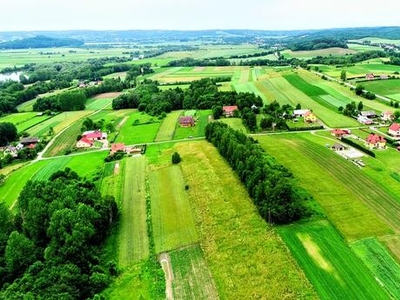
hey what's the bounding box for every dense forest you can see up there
[0,35,84,49]
[0,168,118,299]
[112,78,263,116]
[290,38,348,51]
[205,122,306,224]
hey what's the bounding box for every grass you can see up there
[351,237,400,299]
[169,245,219,300]
[64,151,108,178]
[0,112,39,125]
[101,160,124,203]
[173,110,211,139]
[175,141,317,299]
[0,160,47,208]
[154,110,182,142]
[218,117,247,133]
[363,79,400,98]
[282,48,356,59]
[118,156,149,268]
[149,166,198,253]
[31,157,71,180]
[16,99,36,112]
[85,97,114,110]
[279,220,390,300]
[257,134,392,240]
[115,112,161,144]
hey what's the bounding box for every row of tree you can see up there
[0,168,118,299]
[205,122,305,224]
[112,78,263,116]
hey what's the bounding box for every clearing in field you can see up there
[155,110,182,142]
[282,48,356,59]
[279,221,389,300]
[351,237,400,299]
[257,134,392,240]
[85,93,120,110]
[169,245,219,300]
[218,117,247,133]
[149,165,198,253]
[115,112,161,144]
[174,141,317,299]
[118,156,149,268]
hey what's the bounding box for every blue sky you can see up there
[1,0,400,31]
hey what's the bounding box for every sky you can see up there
[1,0,400,32]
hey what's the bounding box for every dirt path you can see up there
[160,253,174,300]
[116,116,128,131]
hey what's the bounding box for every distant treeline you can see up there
[166,57,305,67]
[33,78,124,111]
[0,35,84,49]
[289,38,348,51]
[205,122,305,224]
[307,50,387,65]
[112,78,263,116]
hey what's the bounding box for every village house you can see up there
[76,137,93,148]
[20,137,40,147]
[82,130,107,141]
[357,116,373,125]
[222,106,238,117]
[304,111,317,123]
[381,110,394,121]
[380,74,389,80]
[110,143,125,155]
[179,116,195,127]
[332,143,346,151]
[359,111,377,119]
[365,133,386,149]
[293,109,310,117]
[388,123,400,138]
[365,73,375,80]
[331,129,350,139]
[3,146,18,158]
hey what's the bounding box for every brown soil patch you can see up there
[94,92,122,99]
[114,162,120,175]
[160,253,174,300]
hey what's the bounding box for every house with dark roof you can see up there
[388,123,400,138]
[222,106,238,117]
[365,133,386,149]
[20,137,39,146]
[332,143,345,151]
[179,116,195,127]
[360,111,377,118]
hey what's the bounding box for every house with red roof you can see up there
[365,133,386,149]
[388,123,400,138]
[381,111,394,121]
[365,73,375,80]
[222,106,238,117]
[82,130,107,141]
[110,143,126,155]
[179,116,195,127]
[76,137,94,148]
[331,129,350,138]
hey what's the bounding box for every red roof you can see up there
[223,106,238,113]
[111,143,125,152]
[331,129,348,135]
[383,110,393,115]
[83,130,103,140]
[179,116,194,124]
[389,123,400,131]
[366,133,386,144]
[28,143,36,149]
[78,137,93,146]
[304,111,313,117]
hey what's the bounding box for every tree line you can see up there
[289,37,348,51]
[112,78,263,116]
[0,35,84,49]
[0,168,118,299]
[205,122,306,224]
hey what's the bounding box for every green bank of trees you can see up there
[0,122,17,146]
[205,122,305,224]
[0,168,118,299]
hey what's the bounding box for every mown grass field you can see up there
[320,62,400,79]
[169,245,219,300]
[154,110,182,141]
[279,221,390,300]
[85,96,115,110]
[31,157,71,180]
[173,110,211,139]
[101,160,124,203]
[282,48,356,59]
[257,134,393,240]
[362,79,400,99]
[347,43,383,52]
[218,117,247,133]
[115,112,161,144]
[149,166,198,253]
[175,141,317,299]
[118,156,149,268]
[351,238,400,299]
[0,112,51,133]
[0,160,47,208]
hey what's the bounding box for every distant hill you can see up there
[0,35,84,49]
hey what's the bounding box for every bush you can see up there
[171,152,181,164]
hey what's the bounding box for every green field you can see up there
[0,112,51,133]
[16,99,36,112]
[257,134,392,240]
[0,160,47,208]
[175,141,317,299]
[85,93,121,110]
[169,245,218,299]
[149,166,198,253]
[282,48,356,59]
[347,43,383,52]
[351,238,400,298]
[154,110,182,141]
[31,157,71,180]
[101,160,124,203]
[173,110,210,139]
[320,63,400,79]
[115,112,161,144]
[279,221,390,300]
[118,156,149,267]
[363,79,400,98]
[218,117,247,133]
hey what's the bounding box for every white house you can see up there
[381,111,394,121]
[388,123,400,138]
[293,109,310,117]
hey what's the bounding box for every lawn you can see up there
[279,221,390,300]
[16,99,36,112]
[100,160,125,203]
[363,79,400,98]
[31,157,71,181]
[149,166,198,253]
[0,160,47,208]
[351,238,400,299]
[118,156,149,268]
[218,117,247,133]
[0,112,39,126]
[169,245,219,300]
[175,141,317,299]
[172,110,211,139]
[154,110,182,142]
[257,134,392,240]
[115,112,161,144]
